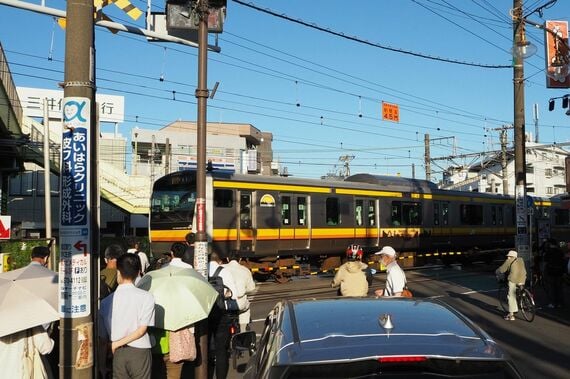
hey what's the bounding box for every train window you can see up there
[498,207,504,225]
[491,206,497,225]
[214,189,233,208]
[281,196,291,226]
[442,202,449,225]
[355,200,364,226]
[240,194,252,228]
[297,197,307,226]
[554,209,570,225]
[326,197,340,225]
[392,201,422,226]
[460,204,483,225]
[434,203,440,226]
[367,201,376,226]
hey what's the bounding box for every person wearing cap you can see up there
[495,250,527,321]
[374,246,406,297]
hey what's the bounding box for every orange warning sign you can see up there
[382,102,400,123]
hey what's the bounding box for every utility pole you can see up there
[513,0,530,266]
[165,137,171,175]
[195,1,210,378]
[533,103,539,143]
[60,0,97,377]
[424,134,431,181]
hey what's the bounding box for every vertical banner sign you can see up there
[58,97,91,318]
[545,20,570,88]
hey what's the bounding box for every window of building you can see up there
[297,197,307,226]
[391,201,422,226]
[281,196,291,226]
[527,187,535,193]
[9,171,34,196]
[326,197,340,225]
[36,171,60,196]
[460,204,483,225]
[545,168,552,177]
[546,187,553,194]
[214,189,233,208]
[355,200,364,226]
[526,165,534,174]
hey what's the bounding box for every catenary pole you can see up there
[59,0,97,377]
[43,98,53,270]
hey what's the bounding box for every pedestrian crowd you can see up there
[2,237,568,378]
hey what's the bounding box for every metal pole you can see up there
[195,1,210,378]
[43,98,53,269]
[424,134,431,181]
[513,0,530,268]
[59,0,96,376]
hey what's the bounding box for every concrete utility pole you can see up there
[513,0,530,266]
[59,0,97,377]
[195,1,210,378]
[424,134,431,181]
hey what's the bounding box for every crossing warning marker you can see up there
[0,216,11,240]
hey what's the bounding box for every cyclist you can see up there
[495,250,527,321]
[331,244,369,296]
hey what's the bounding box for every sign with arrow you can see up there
[0,216,11,240]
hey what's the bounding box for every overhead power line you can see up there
[231,0,512,69]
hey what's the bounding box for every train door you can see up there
[237,191,254,254]
[433,201,451,244]
[354,199,367,246]
[367,199,380,247]
[279,194,310,253]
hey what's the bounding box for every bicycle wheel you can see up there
[519,289,536,322]
[497,284,509,313]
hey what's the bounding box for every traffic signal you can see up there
[549,99,555,111]
[563,95,569,109]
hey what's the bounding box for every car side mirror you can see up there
[231,331,257,353]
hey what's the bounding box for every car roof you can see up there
[274,297,506,365]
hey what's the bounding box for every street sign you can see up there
[58,97,91,319]
[382,101,400,122]
[0,216,11,239]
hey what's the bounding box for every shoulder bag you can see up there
[401,276,413,298]
[169,327,196,363]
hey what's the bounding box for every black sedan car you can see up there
[233,297,522,378]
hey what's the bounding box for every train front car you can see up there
[149,171,199,255]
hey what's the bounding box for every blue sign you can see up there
[61,128,88,225]
[526,195,534,208]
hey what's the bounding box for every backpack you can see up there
[209,266,239,313]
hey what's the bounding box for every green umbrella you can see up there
[137,265,218,331]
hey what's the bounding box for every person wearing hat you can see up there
[331,245,369,297]
[374,246,406,297]
[495,250,527,321]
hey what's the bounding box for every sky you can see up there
[1,0,570,181]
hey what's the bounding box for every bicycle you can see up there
[497,279,536,322]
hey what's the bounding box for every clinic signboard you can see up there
[58,97,91,319]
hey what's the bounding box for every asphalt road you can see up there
[228,263,570,379]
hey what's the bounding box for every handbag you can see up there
[225,298,240,312]
[401,277,413,298]
[401,287,413,298]
[23,330,49,379]
[168,327,196,363]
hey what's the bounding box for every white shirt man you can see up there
[127,242,150,275]
[223,256,256,331]
[374,246,406,297]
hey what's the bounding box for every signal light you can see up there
[549,99,555,111]
[379,356,428,363]
[563,96,569,109]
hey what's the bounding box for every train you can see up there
[149,170,570,271]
